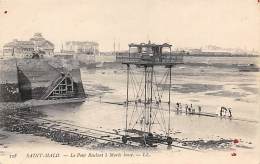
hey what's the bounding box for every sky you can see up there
[0,0,260,51]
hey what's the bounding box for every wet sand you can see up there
[0,63,259,163]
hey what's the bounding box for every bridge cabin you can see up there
[117,41,183,67]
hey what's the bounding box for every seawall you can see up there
[0,58,86,102]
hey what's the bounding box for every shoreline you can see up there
[0,98,86,111]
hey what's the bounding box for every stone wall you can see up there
[0,58,85,102]
[0,59,20,102]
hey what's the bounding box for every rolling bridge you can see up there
[118,41,183,146]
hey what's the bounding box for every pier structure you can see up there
[119,41,183,146]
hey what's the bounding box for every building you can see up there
[3,33,55,58]
[3,40,34,58]
[29,33,55,55]
[63,41,99,55]
[60,41,99,67]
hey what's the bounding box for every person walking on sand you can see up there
[220,107,223,117]
[176,102,179,113]
[179,103,182,113]
[185,104,188,114]
[228,108,232,118]
[198,106,202,115]
[223,107,227,116]
[190,104,194,114]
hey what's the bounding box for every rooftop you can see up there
[65,41,99,46]
[4,40,34,48]
[3,33,54,49]
[129,41,172,48]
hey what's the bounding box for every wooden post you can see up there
[149,66,153,133]
[144,66,147,132]
[168,66,172,136]
[126,64,130,133]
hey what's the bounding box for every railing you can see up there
[48,91,76,99]
[116,52,184,64]
[40,75,66,100]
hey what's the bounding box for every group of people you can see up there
[175,102,202,115]
[219,106,232,118]
[175,102,233,118]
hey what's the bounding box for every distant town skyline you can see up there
[0,0,259,52]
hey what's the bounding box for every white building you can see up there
[3,33,54,58]
[60,41,99,65]
[63,41,99,55]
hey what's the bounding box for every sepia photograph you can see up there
[0,0,259,163]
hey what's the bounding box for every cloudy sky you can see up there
[0,0,259,51]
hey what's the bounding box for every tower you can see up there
[119,41,183,146]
